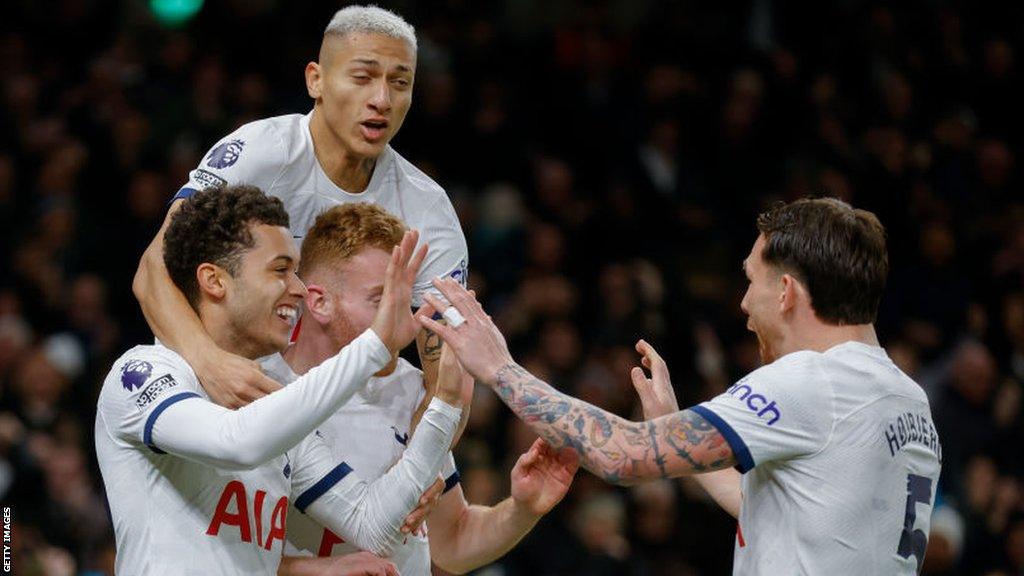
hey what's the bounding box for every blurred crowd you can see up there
[1,0,1023,574]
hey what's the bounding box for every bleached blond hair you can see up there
[324,5,417,52]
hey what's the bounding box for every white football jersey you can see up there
[263,353,458,576]
[694,341,942,575]
[96,345,358,575]
[176,113,469,305]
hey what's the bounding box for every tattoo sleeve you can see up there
[493,363,736,484]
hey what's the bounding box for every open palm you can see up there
[510,438,579,516]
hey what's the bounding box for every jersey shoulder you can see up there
[182,114,307,196]
[103,345,193,395]
[381,147,455,213]
[743,349,827,389]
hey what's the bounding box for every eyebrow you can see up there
[271,255,296,265]
[350,58,413,73]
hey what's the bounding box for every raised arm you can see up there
[419,278,737,485]
[133,199,280,407]
[283,345,473,560]
[630,339,742,518]
[148,330,393,469]
[145,232,428,468]
[427,438,577,573]
[301,397,463,556]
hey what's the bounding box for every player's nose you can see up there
[369,81,392,113]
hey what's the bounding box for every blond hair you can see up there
[324,5,417,51]
[300,203,407,280]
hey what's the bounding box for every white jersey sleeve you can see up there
[292,398,462,556]
[413,195,468,306]
[174,119,289,200]
[146,330,390,469]
[693,351,835,473]
[97,347,203,452]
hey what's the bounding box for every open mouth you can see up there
[275,305,297,323]
[360,119,389,141]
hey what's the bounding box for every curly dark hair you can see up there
[756,197,888,325]
[163,185,290,310]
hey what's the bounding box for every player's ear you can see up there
[305,62,322,99]
[304,284,333,323]
[196,263,228,301]
[779,273,803,314]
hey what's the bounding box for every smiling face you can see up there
[309,32,415,160]
[222,224,306,358]
[740,234,786,364]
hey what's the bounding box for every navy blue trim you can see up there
[295,462,354,513]
[172,187,199,202]
[691,405,755,473]
[443,470,460,493]
[143,392,201,454]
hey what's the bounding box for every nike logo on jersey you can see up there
[726,381,781,425]
[391,426,409,446]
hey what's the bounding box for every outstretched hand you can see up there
[370,230,429,355]
[417,277,513,387]
[630,339,679,419]
[511,438,579,516]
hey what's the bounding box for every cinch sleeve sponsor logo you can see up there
[205,139,245,169]
[725,381,781,425]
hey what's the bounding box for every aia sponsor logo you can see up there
[206,481,288,551]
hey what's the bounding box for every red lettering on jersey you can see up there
[318,529,346,557]
[736,522,746,548]
[264,496,288,551]
[207,481,252,543]
[253,489,267,547]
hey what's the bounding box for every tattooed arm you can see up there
[418,278,736,484]
[489,363,735,484]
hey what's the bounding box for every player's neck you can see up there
[200,311,264,361]
[285,326,399,377]
[309,109,377,193]
[784,322,880,356]
[284,325,340,376]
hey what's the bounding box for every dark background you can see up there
[1,0,1022,574]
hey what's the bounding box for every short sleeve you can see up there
[174,120,288,201]
[694,352,835,473]
[412,197,469,307]
[289,431,356,514]
[97,351,203,453]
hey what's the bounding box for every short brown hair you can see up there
[756,197,888,325]
[163,185,289,310]
[300,203,407,279]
